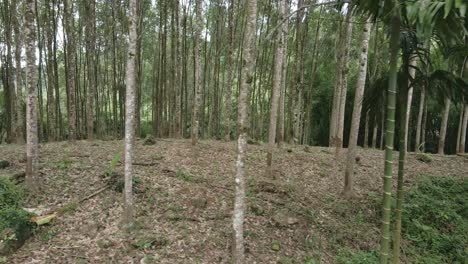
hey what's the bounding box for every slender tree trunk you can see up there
[404,56,417,152]
[415,87,425,152]
[233,0,256,262]
[330,10,352,151]
[191,0,202,145]
[343,19,371,197]
[64,0,77,141]
[266,0,286,175]
[13,0,24,144]
[3,0,15,143]
[438,98,450,155]
[372,118,378,148]
[459,105,468,154]
[380,9,400,263]
[392,74,409,264]
[25,0,39,192]
[277,2,290,147]
[364,111,369,148]
[224,0,236,142]
[123,0,139,226]
[44,0,56,141]
[85,0,96,140]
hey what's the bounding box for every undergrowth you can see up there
[334,175,467,263]
[0,178,34,255]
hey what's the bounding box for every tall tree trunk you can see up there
[266,0,286,175]
[123,0,139,226]
[277,2,290,147]
[233,0,256,262]
[372,117,378,148]
[85,0,96,140]
[13,0,24,144]
[379,9,400,263]
[392,73,409,264]
[415,87,425,152]
[404,56,417,152]
[330,10,352,151]
[224,0,236,142]
[45,0,56,141]
[438,98,450,155]
[459,105,468,154]
[64,0,77,141]
[3,0,15,143]
[343,19,371,197]
[364,111,369,148]
[25,0,39,192]
[191,0,202,145]
[421,101,427,152]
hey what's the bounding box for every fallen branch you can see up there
[78,185,111,204]
[132,162,159,166]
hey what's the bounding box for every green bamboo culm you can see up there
[380,4,401,264]
[392,78,409,264]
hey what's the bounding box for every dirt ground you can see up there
[1,139,467,263]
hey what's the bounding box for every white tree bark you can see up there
[437,97,450,155]
[233,0,256,262]
[343,19,371,197]
[267,0,286,173]
[25,0,39,191]
[415,87,425,152]
[123,0,139,226]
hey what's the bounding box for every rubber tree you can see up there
[123,0,139,226]
[343,18,371,197]
[233,0,257,262]
[266,0,286,176]
[24,0,39,192]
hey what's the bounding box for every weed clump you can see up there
[402,176,467,262]
[0,178,34,255]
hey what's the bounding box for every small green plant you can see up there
[57,159,72,170]
[104,154,121,177]
[176,170,193,182]
[304,256,320,264]
[0,178,23,209]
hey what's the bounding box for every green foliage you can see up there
[402,176,467,263]
[0,178,23,209]
[175,170,193,182]
[132,236,168,250]
[0,207,34,254]
[104,154,121,177]
[0,178,34,254]
[57,159,72,170]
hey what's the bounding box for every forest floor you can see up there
[1,139,467,263]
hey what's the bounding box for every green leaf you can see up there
[445,0,454,18]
